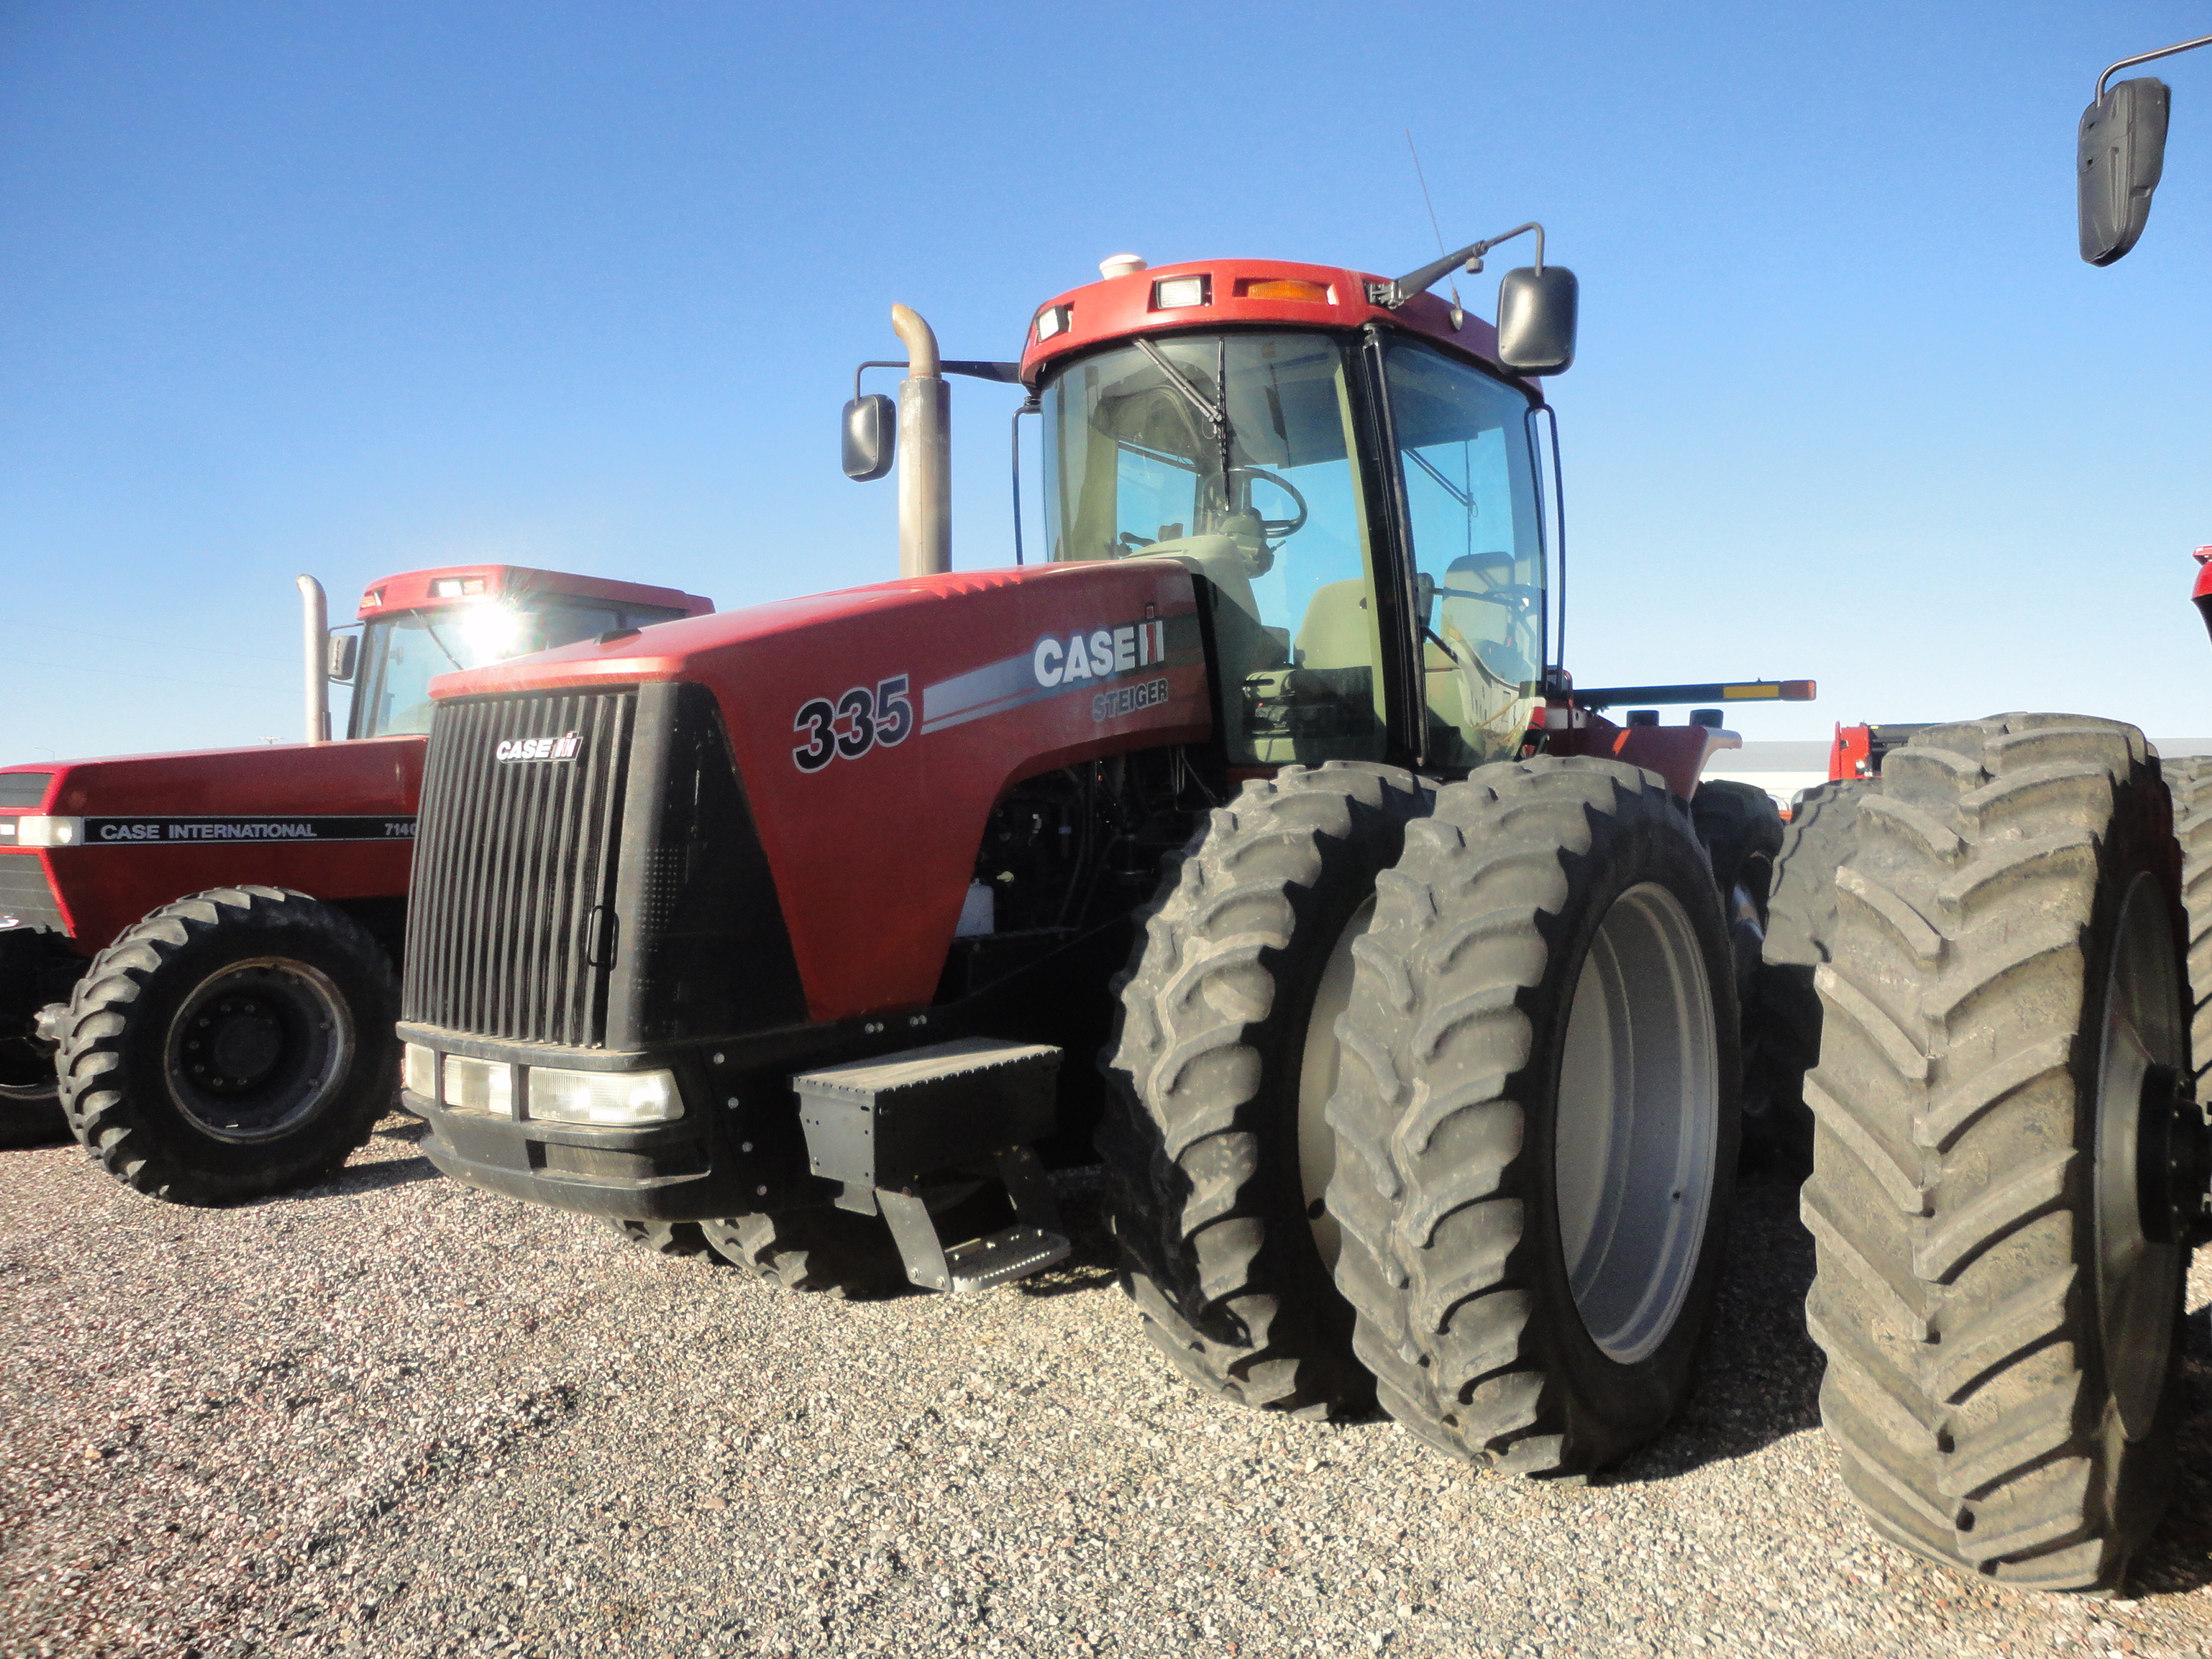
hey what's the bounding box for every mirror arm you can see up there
[1374,223,1545,309]
[853,359,905,401]
[2099,32,2212,99]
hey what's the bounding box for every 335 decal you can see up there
[792,675,913,772]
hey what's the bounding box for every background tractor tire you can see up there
[1748,779,1868,1167]
[55,887,397,1205]
[2164,754,2212,1099]
[698,1210,910,1298]
[1325,756,1740,1475]
[1099,761,1433,1418]
[1802,714,2189,1592]
[0,929,71,1147]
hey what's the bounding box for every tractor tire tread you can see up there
[55,886,394,1206]
[1802,713,2179,1592]
[1099,760,1432,1418]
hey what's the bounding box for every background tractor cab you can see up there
[325,565,712,741]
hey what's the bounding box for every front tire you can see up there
[55,887,397,1205]
[1100,761,1432,1417]
[1802,715,2189,1591]
[1326,757,1739,1475]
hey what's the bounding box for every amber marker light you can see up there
[1240,278,1330,301]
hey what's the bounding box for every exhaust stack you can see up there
[891,304,951,578]
[297,574,329,743]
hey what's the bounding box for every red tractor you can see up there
[0,564,711,1202]
[396,234,1834,1479]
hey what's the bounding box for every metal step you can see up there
[940,1225,1071,1293]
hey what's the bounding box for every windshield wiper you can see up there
[418,616,468,673]
[1135,337,1235,494]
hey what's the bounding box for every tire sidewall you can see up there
[1518,798,1743,1464]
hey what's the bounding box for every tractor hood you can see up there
[422,559,1214,1022]
[0,736,422,819]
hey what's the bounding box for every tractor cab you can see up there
[336,565,713,739]
[1017,255,1568,777]
[1030,306,1548,772]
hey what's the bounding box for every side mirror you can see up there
[1496,266,1578,375]
[2079,77,2170,265]
[842,393,896,481]
[326,632,358,683]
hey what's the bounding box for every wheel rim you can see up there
[1298,894,1376,1272]
[163,957,355,1144]
[2093,872,2186,1441]
[1553,882,1721,1365]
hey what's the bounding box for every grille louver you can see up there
[402,690,636,1045]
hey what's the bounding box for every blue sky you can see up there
[4,1,2209,759]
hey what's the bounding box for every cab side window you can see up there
[1384,344,1546,769]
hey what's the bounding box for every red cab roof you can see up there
[356,565,714,622]
[1018,257,1528,387]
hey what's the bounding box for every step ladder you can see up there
[792,1037,1071,1293]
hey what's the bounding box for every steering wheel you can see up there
[1202,467,1308,540]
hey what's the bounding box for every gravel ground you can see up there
[6,1117,2212,1659]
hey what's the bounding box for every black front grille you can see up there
[403,690,637,1045]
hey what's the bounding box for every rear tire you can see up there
[1326,757,1739,1474]
[2165,754,2212,1100]
[1802,715,2188,1592]
[1749,779,1868,1166]
[1099,761,1432,1417]
[55,887,397,1205]
[1692,779,1784,1133]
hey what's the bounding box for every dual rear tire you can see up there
[1104,757,1741,1476]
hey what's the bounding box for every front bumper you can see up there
[398,1022,793,1220]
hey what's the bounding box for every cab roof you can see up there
[355,565,714,623]
[1017,257,1530,389]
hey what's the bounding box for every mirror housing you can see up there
[842,393,896,481]
[325,632,358,683]
[2079,77,2170,265]
[1496,265,1578,375]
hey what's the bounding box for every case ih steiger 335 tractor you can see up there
[0,564,711,1202]
[1772,34,2212,1596]
[397,230,1834,1480]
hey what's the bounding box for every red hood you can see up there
[0,737,422,817]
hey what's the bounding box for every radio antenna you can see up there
[1404,130,1463,326]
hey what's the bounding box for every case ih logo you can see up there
[495,731,582,763]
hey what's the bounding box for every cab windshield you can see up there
[1041,331,1387,765]
[1039,329,1545,769]
[350,598,686,738]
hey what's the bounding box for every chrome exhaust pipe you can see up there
[297,574,329,743]
[891,304,951,577]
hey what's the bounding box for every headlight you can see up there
[402,1043,437,1100]
[527,1067,682,1126]
[443,1055,515,1117]
[14,817,85,847]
